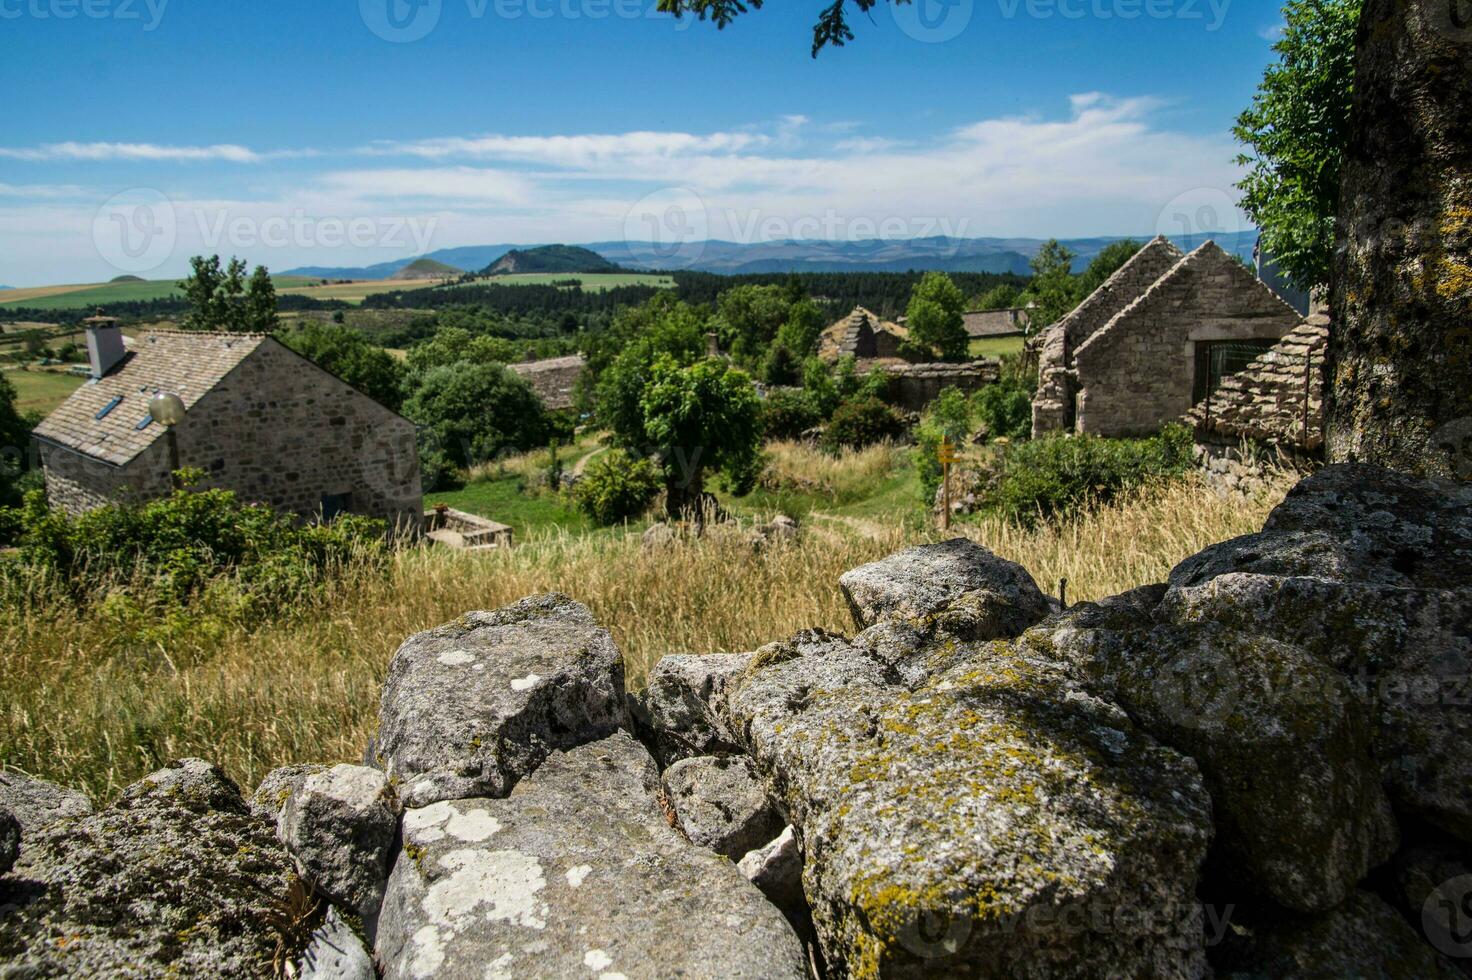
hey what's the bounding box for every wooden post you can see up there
[938,435,958,532]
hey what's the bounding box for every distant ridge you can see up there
[282,232,1259,280]
[109,274,145,283]
[485,245,620,276]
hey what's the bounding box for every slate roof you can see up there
[1188,314,1330,450]
[32,331,268,467]
[962,308,1030,338]
[508,354,585,412]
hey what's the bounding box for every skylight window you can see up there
[134,414,154,431]
[94,396,123,420]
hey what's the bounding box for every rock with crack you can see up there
[0,758,297,977]
[718,635,1215,978]
[739,825,805,914]
[0,770,93,846]
[0,806,17,876]
[839,537,1051,640]
[629,652,750,767]
[662,755,784,860]
[375,733,807,980]
[375,593,628,807]
[1213,890,1464,979]
[295,906,377,980]
[1162,464,1472,844]
[1032,614,1398,912]
[280,764,400,919]
[250,763,329,825]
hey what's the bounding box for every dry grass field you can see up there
[0,472,1290,803]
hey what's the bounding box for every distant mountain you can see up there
[485,245,621,276]
[109,274,145,283]
[282,232,1258,280]
[388,257,462,281]
[0,285,11,291]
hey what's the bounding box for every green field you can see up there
[0,276,318,311]
[277,279,446,305]
[4,368,86,415]
[474,272,674,292]
[426,477,600,540]
[968,335,1027,359]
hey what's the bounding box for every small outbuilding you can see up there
[32,319,423,530]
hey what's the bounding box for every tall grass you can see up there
[759,440,908,504]
[0,473,1291,803]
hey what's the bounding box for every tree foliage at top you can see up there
[1023,240,1079,328]
[655,0,893,56]
[1233,0,1362,292]
[639,355,762,513]
[277,321,407,412]
[177,255,280,332]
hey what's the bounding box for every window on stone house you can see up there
[1192,339,1278,404]
[320,491,353,521]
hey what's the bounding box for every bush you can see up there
[823,397,907,453]
[5,474,389,615]
[760,389,822,441]
[573,449,661,525]
[974,381,1032,441]
[913,387,974,503]
[987,424,1193,526]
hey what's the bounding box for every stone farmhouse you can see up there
[508,354,585,413]
[1032,238,1304,438]
[32,320,423,530]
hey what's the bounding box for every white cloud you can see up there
[1258,23,1284,41]
[317,167,532,204]
[360,130,770,167]
[0,182,86,198]
[0,142,313,163]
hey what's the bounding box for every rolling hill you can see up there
[283,232,1259,280]
[388,258,462,280]
[484,245,620,276]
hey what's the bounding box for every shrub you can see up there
[5,475,388,615]
[573,449,661,525]
[823,397,907,453]
[913,387,975,503]
[974,381,1033,441]
[987,424,1194,526]
[760,389,822,441]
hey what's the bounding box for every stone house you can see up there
[1032,238,1303,438]
[32,321,423,530]
[508,354,585,413]
[818,307,909,363]
[1187,313,1330,487]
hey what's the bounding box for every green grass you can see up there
[0,276,318,311]
[968,335,1027,359]
[4,368,85,414]
[470,272,674,292]
[427,478,599,539]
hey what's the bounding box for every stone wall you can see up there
[876,360,1000,412]
[44,340,423,531]
[1194,439,1317,494]
[1033,237,1186,437]
[1072,243,1302,438]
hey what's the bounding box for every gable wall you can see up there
[1072,255,1302,437]
[1032,238,1184,437]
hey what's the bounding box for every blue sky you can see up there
[0,0,1287,285]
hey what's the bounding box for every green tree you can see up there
[656,0,893,56]
[278,321,407,411]
[903,272,969,362]
[573,449,662,525]
[178,255,279,332]
[640,356,762,516]
[1075,239,1143,297]
[975,283,1021,311]
[595,297,707,449]
[0,372,32,509]
[713,284,792,365]
[1234,0,1361,292]
[401,362,548,485]
[1023,240,1079,327]
[774,297,825,358]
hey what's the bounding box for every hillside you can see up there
[484,245,621,276]
[386,257,461,281]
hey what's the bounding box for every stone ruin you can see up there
[2,464,1470,978]
[1033,238,1304,439]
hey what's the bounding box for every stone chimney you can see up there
[705,332,721,359]
[83,311,127,379]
